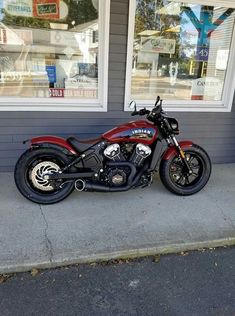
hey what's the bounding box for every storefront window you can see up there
[126,0,235,106]
[0,0,104,101]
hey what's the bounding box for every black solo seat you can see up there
[66,136,102,154]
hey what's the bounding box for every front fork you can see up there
[169,136,193,174]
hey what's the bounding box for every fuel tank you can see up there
[102,120,158,145]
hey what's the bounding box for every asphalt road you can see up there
[0,247,235,316]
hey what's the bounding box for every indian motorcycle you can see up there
[14,96,211,204]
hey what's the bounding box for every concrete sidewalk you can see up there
[0,164,235,274]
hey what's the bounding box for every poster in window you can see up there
[33,0,59,19]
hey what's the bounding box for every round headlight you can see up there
[170,122,178,130]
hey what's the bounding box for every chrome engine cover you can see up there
[103,144,125,161]
[130,144,152,167]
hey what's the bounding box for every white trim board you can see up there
[171,0,235,9]
[0,0,110,112]
[124,0,235,112]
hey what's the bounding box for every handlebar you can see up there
[131,108,150,116]
[130,96,165,123]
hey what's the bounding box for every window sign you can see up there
[216,50,229,71]
[196,47,209,62]
[127,0,235,103]
[0,0,101,100]
[141,37,176,54]
[46,65,56,83]
[5,0,33,17]
[33,0,60,19]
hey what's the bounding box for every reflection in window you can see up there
[131,1,235,101]
[0,0,99,99]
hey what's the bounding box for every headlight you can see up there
[167,118,179,133]
[170,122,178,130]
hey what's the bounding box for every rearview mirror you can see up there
[155,96,161,107]
[129,100,137,111]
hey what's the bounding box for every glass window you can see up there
[128,0,235,103]
[0,0,101,100]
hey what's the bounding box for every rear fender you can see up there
[162,141,193,160]
[30,136,77,155]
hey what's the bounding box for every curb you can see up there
[1,237,235,274]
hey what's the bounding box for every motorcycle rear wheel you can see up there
[159,144,211,196]
[14,148,75,204]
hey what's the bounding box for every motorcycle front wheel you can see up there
[159,144,211,196]
[14,148,75,204]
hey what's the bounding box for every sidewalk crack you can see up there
[39,205,53,263]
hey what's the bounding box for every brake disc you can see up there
[30,161,60,191]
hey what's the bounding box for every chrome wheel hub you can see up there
[30,161,60,191]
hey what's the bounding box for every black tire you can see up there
[14,148,75,204]
[159,144,211,196]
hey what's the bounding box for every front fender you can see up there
[30,136,77,155]
[162,141,193,160]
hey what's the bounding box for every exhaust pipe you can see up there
[74,162,149,193]
[75,179,86,192]
[75,178,131,192]
[84,182,131,192]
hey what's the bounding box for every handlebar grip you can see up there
[139,109,150,116]
[131,111,139,116]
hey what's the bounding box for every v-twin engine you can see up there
[103,143,151,167]
[103,143,124,161]
[129,143,152,166]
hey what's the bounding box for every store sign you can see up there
[196,46,209,62]
[33,0,59,19]
[4,0,33,17]
[0,71,32,82]
[4,0,66,19]
[65,88,97,98]
[141,37,176,54]
[192,77,223,100]
[49,88,64,97]
[49,88,97,98]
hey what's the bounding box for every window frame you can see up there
[124,0,235,112]
[0,0,110,112]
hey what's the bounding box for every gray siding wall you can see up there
[0,0,235,171]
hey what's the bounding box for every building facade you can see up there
[0,0,235,171]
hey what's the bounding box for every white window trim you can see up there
[0,0,110,112]
[124,0,235,112]
[171,0,235,9]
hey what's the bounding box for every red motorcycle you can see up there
[14,97,211,204]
